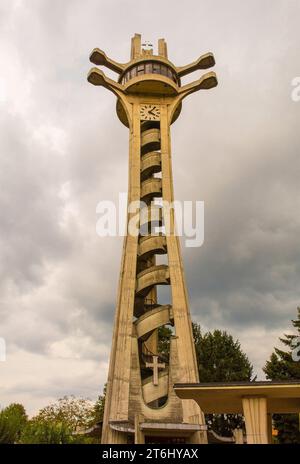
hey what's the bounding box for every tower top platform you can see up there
[88,33,217,126]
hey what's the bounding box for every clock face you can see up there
[140,104,160,121]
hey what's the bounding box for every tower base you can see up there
[104,419,207,444]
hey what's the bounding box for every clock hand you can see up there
[148,108,156,115]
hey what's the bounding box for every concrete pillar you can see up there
[134,414,145,444]
[187,413,207,444]
[233,428,244,444]
[242,397,268,444]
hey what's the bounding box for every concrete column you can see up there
[186,413,207,444]
[242,397,268,444]
[233,428,244,444]
[134,414,145,444]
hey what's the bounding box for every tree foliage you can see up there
[158,326,173,358]
[34,395,95,432]
[192,323,253,437]
[193,324,253,382]
[0,403,27,444]
[19,396,99,444]
[21,418,73,444]
[263,307,300,444]
[90,385,107,425]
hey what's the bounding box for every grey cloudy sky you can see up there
[0,0,300,415]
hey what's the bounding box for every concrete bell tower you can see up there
[87,33,217,444]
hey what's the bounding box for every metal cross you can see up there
[146,355,165,386]
[142,41,153,51]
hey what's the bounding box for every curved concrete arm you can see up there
[89,48,126,74]
[178,71,218,98]
[176,52,215,77]
[87,67,125,93]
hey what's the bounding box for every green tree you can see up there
[263,307,300,444]
[90,384,107,426]
[21,418,73,444]
[158,326,173,358]
[193,324,253,382]
[35,395,95,432]
[21,418,97,444]
[192,323,253,437]
[20,395,98,444]
[0,403,27,444]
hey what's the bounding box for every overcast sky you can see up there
[0,0,300,415]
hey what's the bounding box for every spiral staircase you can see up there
[133,120,174,408]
